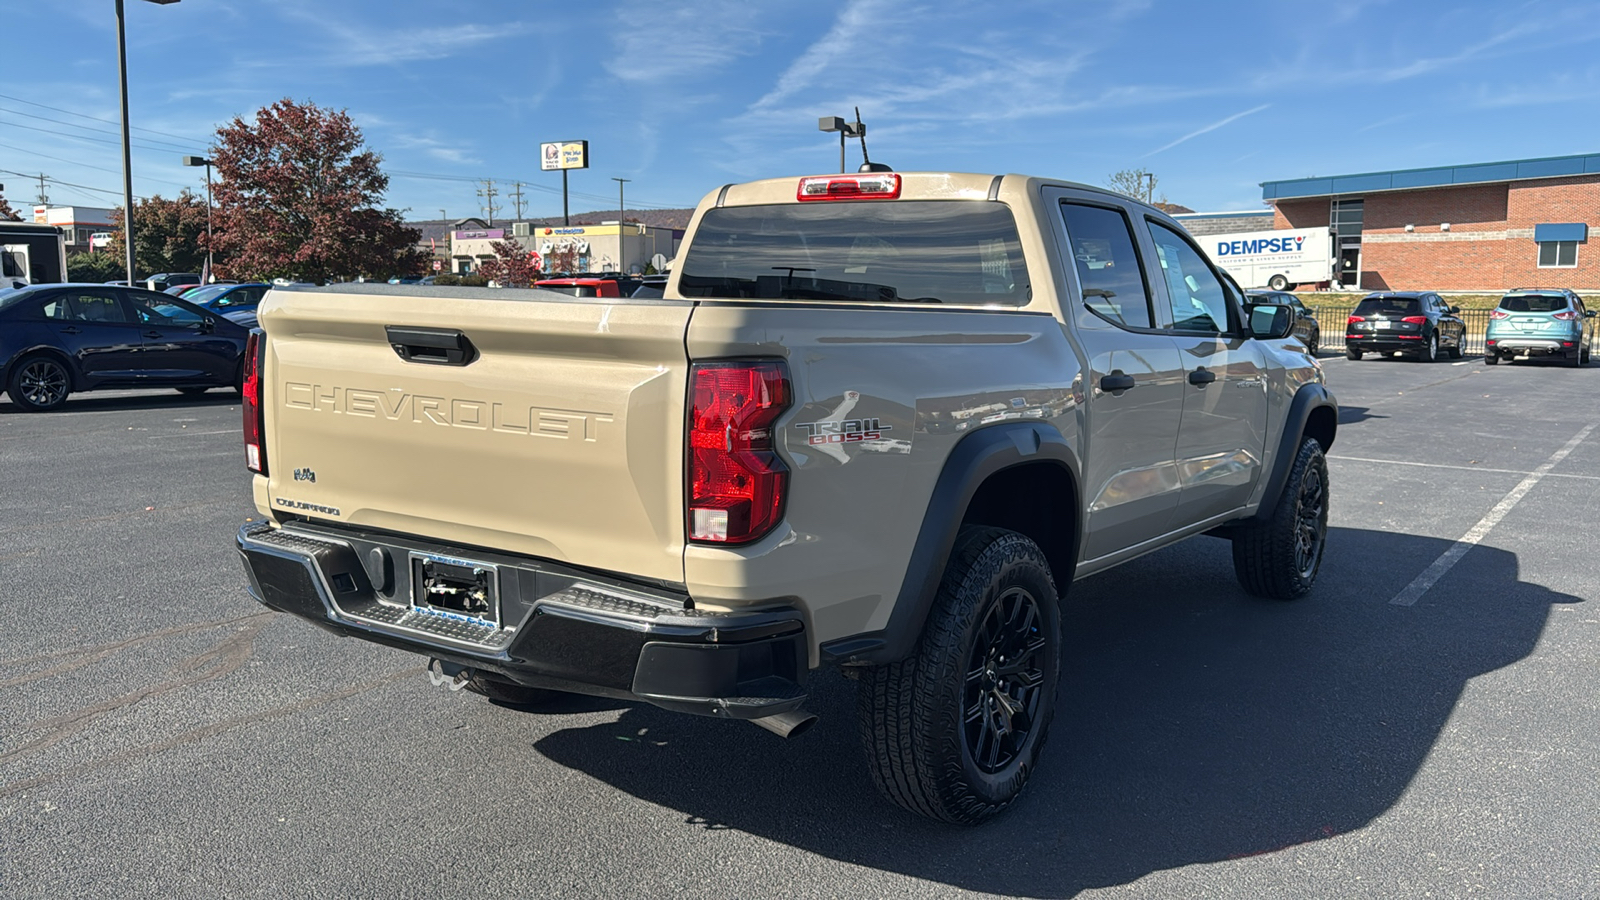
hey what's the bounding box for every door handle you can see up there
[143,330,163,339]
[1099,372,1136,392]
[1188,368,1216,386]
[60,326,81,335]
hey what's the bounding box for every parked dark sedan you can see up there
[0,283,250,411]
[1246,289,1320,354]
[1344,291,1467,361]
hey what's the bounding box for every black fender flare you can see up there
[3,345,80,393]
[820,421,1082,666]
[1252,382,1338,522]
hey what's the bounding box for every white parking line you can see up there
[1390,421,1598,606]
[1328,455,1600,481]
[146,429,238,439]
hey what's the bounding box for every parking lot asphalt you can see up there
[2,354,1597,900]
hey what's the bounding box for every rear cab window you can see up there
[677,201,1029,307]
[1354,296,1421,317]
[1497,293,1570,313]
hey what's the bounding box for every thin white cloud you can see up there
[607,1,764,82]
[1143,104,1270,157]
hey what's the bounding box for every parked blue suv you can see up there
[1484,288,1595,366]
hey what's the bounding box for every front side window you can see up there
[679,201,1029,306]
[1537,241,1578,268]
[127,292,205,327]
[1058,202,1153,329]
[1147,221,1230,333]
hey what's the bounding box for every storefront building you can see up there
[451,221,682,276]
[1261,153,1599,291]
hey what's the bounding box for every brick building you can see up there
[1261,153,1598,291]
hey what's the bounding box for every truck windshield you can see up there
[678,201,1029,306]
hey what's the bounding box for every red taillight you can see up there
[796,173,902,201]
[687,361,791,544]
[1490,309,1510,319]
[1401,316,1427,324]
[243,330,267,474]
[1347,315,1364,324]
[1553,310,1579,320]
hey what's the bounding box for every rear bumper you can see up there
[1485,336,1576,355]
[236,521,808,719]
[1344,334,1426,352]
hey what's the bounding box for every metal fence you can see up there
[1313,306,1493,356]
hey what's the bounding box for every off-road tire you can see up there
[1345,348,1363,361]
[6,354,72,412]
[1232,437,1328,600]
[858,526,1061,825]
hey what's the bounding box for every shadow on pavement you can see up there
[530,527,1577,898]
[1336,405,1387,425]
[0,390,240,416]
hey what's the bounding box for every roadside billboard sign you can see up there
[540,141,589,171]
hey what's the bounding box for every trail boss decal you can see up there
[793,417,891,445]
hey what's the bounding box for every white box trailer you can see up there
[1,222,69,290]
[1199,226,1333,291]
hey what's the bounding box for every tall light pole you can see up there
[181,155,212,279]
[117,0,181,287]
[611,177,629,274]
[1143,171,1155,205]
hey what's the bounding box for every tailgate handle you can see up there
[385,326,476,366]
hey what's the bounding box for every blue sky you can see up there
[5,0,1600,219]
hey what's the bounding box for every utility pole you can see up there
[1143,172,1155,205]
[612,177,630,274]
[510,181,526,220]
[475,179,500,226]
[35,173,49,206]
[439,208,447,222]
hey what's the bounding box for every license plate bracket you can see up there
[410,552,500,628]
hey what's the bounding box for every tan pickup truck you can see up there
[236,171,1337,824]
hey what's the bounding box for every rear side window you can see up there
[1354,296,1421,316]
[679,201,1029,306]
[1498,294,1569,313]
[1058,202,1153,328]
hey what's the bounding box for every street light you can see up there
[182,155,212,279]
[818,116,863,174]
[117,0,181,287]
[611,177,629,274]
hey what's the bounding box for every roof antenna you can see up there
[854,106,893,173]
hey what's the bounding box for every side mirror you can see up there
[1248,303,1295,340]
[1585,310,1596,318]
[197,318,215,333]
[1448,305,1461,314]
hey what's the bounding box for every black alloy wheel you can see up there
[1291,455,1327,582]
[964,586,1048,774]
[8,356,71,411]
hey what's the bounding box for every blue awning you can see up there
[1534,223,1588,243]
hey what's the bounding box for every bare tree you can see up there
[1105,168,1163,204]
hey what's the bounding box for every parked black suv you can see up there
[1344,292,1466,361]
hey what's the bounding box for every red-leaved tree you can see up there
[210,98,423,283]
[105,190,212,275]
[477,237,542,288]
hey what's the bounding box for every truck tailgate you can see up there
[259,287,693,585]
